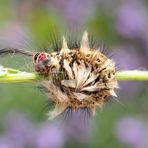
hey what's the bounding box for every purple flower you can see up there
[35,122,65,148]
[44,0,98,26]
[0,111,92,148]
[0,21,27,48]
[4,113,36,148]
[0,137,16,148]
[114,116,148,148]
[112,46,147,95]
[116,0,147,38]
[0,112,65,148]
[113,46,144,70]
[61,108,92,142]
[63,0,97,25]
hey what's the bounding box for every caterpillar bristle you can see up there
[61,107,92,122]
[80,31,90,54]
[60,36,70,57]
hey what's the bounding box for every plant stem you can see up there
[0,66,148,83]
[0,72,41,83]
[116,70,148,80]
[0,67,43,83]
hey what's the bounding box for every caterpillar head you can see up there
[33,51,62,75]
[33,52,50,74]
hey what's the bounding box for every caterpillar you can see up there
[0,31,118,119]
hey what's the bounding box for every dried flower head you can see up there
[33,31,118,119]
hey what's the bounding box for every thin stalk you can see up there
[0,66,43,83]
[0,66,148,83]
[116,70,148,80]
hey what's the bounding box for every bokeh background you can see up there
[0,0,148,148]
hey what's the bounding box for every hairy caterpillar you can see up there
[0,31,118,119]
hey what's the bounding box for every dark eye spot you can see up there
[59,60,64,65]
[33,53,40,62]
[41,68,45,72]
[108,73,111,78]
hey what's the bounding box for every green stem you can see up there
[0,72,41,83]
[116,70,148,80]
[0,66,148,83]
[0,66,43,83]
